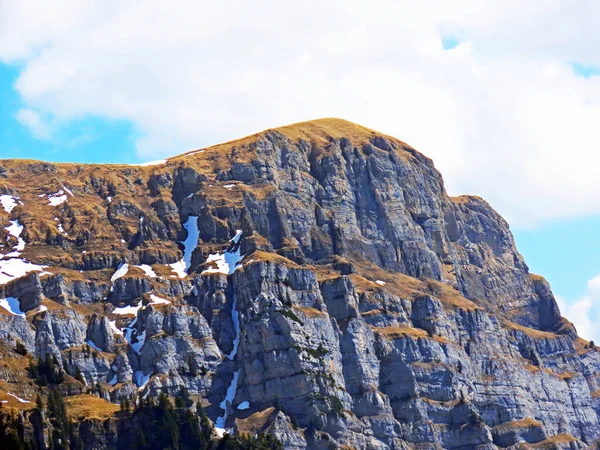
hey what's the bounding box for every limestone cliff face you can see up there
[0,118,597,449]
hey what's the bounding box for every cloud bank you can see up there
[557,275,600,344]
[1,1,600,228]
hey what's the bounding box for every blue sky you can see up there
[0,65,141,165]
[1,1,600,341]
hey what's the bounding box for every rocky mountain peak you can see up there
[0,119,597,449]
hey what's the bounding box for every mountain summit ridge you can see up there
[0,119,597,449]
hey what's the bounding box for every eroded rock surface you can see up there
[0,118,597,449]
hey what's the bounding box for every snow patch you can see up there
[231,229,243,244]
[7,392,30,403]
[134,160,167,167]
[180,216,199,273]
[86,340,103,352]
[223,184,236,189]
[129,329,146,353]
[122,314,145,354]
[5,220,25,253]
[375,280,386,286]
[111,262,129,282]
[113,302,143,316]
[201,230,243,275]
[166,216,200,279]
[47,190,68,206]
[134,370,151,389]
[135,264,157,277]
[0,259,47,285]
[226,295,240,360]
[148,294,171,306]
[106,196,112,203]
[215,369,240,430]
[109,320,123,335]
[169,259,187,278]
[0,297,24,317]
[37,305,48,313]
[0,195,20,213]
[62,185,74,197]
[237,401,250,410]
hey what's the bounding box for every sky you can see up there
[1,0,600,340]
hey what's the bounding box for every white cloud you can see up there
[558,275,600,344]
[15,108,51,139]
[2,1,600,227]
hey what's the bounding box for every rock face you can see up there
[0,118,598,449]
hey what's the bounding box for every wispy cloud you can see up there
[15,108,51,139]
[557,275,600,343]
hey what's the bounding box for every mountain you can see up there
[0,118,598,449]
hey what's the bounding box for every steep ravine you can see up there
[0,118,598,449]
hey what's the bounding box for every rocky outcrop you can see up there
[0,118,598,449]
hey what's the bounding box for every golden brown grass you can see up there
[373,325,429,340]
[245,251,302,268]
[0,390,36,410]
[449,195,484,205]
[293,305,327,318]
[423,279,481,311]
[528,273,546,283]
[65,394,119,421]
[524,364,542,374]
[531,434,577,448]
[504,321,559,339]
[234,407,276,436]
[494,418,542,430]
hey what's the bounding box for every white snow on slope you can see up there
[113,303,142,316]
[135,264,157,277]
[134,160,167,167]
[47,190,68,206]
[111,262,129,282]
[0,195,20,213]
[7,392,30,403]
[62,185,74,197]
[0,259,47,285]
[181,216,199,272]
[109,320,123,335]
[169,215,199,278]
[134,370,151,388]
[148,294,171,306]
[227,295,240,360]
[201,253,228,274]
[0,297,24,317]
[375,280,386,286]
[201,230,243,275]
[5,220,25,254]
[213,231,245,431]
[215,369,240,431]
[169,259,187,278]
[0,219,48,282]
[121,314,146,354]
